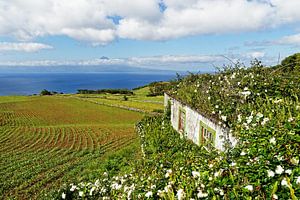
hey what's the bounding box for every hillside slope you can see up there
[56,58,300,199]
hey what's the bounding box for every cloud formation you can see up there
[245,32,300,47]
[0,42,53,52]
[0,0,300,44]
[276,33,300,46]
[0,54,226,71]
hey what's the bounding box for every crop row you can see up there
[0,124,136,199]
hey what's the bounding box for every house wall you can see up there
[164,93,237,151]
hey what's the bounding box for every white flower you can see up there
[176,189,186,200]
[288,117,294,122]
[127,189,133,199]
[272,194,278,199]
[244,87,249,91]
[164,184,172,193]
[70,185,77,192]
[194,89,197,93]
[165,169,172,178]
[90,187,96,196]
[275,165,284,175]
[274,99,283,104]
[208,96,211,100]
[197,190,208,198]
[208,163,214,168]
[240,151,246,156]
[219,189,224,196]
[111,182,122,190]
[62,192,66,199]
[79,191,84,197]
[246,115,253,124]
[241,91,251,96]
[269,137,276,145]
[214,170,222,177]
[157,190,164,197]
[221,115,227,122]
[261,118,269,125]
[256,112,263,119]
[215,105,219,109]
[291,157,299,165]
[281,178,288,187]
[285,169,292,175]
[296,176,300,184]
[145,191,153,198]
[244,185,253,191]
[95,179,100,186]
[237,114,242,123]
[192,171,200,178]
[267,170,275,177]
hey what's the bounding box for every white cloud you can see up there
[245,32,300,47]
[61,28,116,45]
[0,0,300,43]
[0,42,53,52]
[0,54,226,71]
[128,55,224,65]
[118,0,273,40]
[276,33,300,46]
[245,51,266,59]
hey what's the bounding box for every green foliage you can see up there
[123,95,128,101]
[40,89,52,95]
[148,82,171,96]
[152,109,164,114]
[280,53,300,72]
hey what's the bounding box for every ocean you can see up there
[0,73,176,96]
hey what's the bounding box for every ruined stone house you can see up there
[164,93,237,151]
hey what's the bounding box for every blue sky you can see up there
[0,0,300,72]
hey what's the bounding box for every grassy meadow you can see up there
[0,94,153,199]
[73,86,164,113]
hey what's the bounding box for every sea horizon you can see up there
[0,72,177,96]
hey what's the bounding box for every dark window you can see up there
[178,108,186,133]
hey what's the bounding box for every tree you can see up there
[280,53,300,72]
[123,95,128,101]
[40,89,52,96]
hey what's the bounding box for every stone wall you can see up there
[164,93,237,151]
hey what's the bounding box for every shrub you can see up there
[40,89,52,96]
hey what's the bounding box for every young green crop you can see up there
[0,96,143,199]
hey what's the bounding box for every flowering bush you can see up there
[55,60,300,199]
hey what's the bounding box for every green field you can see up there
[0,96,144,199]
[73,86,164,113]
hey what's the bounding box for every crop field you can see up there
[73,87,164,113]
[0,96,143,199]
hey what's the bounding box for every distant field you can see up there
[74,86,164,113]
[0,96,143,199]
